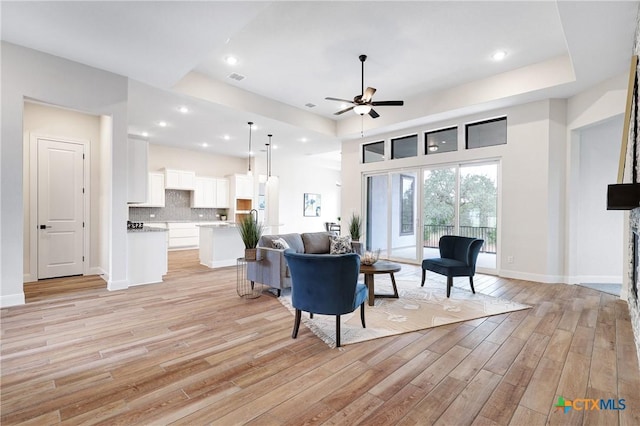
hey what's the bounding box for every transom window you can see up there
[362,141,385,163]
[466,117,507,149]
[425,127,458,154]
[391,134,417,159]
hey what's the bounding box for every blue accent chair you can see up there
[421,236,484,298]
[284,251,368,347]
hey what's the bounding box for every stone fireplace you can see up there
[629,210,640,367]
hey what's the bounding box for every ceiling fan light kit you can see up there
[353,104,371,115]
[325,54,404,119]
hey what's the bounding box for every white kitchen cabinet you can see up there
[227,174,254,223]
[235,174,254,198]
[164,168,196,190]
[130,172,165,207]
[215,178,229,208]
[127,138,148,203]
[192,177,229,208]
[192,177,215,208]
[167,222,199,249]
[127,228,168,286]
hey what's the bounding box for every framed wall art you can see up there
[303,193,321,217]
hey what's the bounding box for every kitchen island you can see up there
[198,223,245,268]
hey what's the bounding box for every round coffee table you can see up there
[360,260,401,306]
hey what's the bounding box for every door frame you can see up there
[27,134,91,282]
[362,158,501,274]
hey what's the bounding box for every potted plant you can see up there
[237,215,263,260]
[348,213,362,241]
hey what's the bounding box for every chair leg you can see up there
[360,302,366,328]
[292,309,301,339]
[336,315,341,347]
[446,277,453,298]
[469,276,476,294]
[421,268,426,287]
[276,289,281,297]
[310,312,314,319]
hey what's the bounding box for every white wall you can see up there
[148,144,246,177]
[341,89,625,283]
[577,117,624,282]
[1,42,129,306]
[254,154,341,235]
[22,102,104,281]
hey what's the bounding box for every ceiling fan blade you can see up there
[362,87,376,102]
[368,109,380,119]
[371,100,404,106]
[334,105,355,115]
[325,97,354,103]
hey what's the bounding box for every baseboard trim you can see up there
[499,269,566,284]
[0,293,26,308]
[87,267,105,276]
[107,279,129,291]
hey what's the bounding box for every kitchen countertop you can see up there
[142,220,231,224]
[127,226,169,233]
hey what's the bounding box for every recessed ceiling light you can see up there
[178,106,189,113]
[224,55,238,65]
[492,50,507,61]
[201,142,208,148]
[158,121,167,127]
[223,134,230,141]
[272,145,278,150]
[142,132,149,137]
[300,137,308,143]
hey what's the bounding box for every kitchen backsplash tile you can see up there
[129,189,227,222]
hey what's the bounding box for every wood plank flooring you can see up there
[1,250,639,425]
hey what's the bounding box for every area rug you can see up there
[277,277,530,348]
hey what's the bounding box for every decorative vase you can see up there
[360,249,380,266]
[245,248,257,261]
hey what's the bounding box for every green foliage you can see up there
[422,168,497,247]
[237,215,263,249]
[348,213,362,240]
[423,169,497,228]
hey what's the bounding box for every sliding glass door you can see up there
[365,170,420,262]
[365,161,498,272]
[422,162,498,270]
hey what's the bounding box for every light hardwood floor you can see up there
[1,250,639,425]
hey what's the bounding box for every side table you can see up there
[360,260,401,306]
[237,257,264,299]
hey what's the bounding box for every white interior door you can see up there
[38,138,85,279]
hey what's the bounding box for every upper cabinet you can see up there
[127,138,148,203]
[164,168,196,190]
[231,174,254,199]
[191,177,229,208]
[215,178,230,208]
[130,172,165,207]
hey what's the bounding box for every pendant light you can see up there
[247,121,253,175]
[266,134,273,178]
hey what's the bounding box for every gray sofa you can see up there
[246,231,361,296]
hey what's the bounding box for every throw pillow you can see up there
[330,235,352,254]
[272,237,290,250]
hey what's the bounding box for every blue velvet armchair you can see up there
[421,236,484,298]
[284,251,368,347]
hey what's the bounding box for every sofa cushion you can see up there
[259,233,304,253]
[271,237,290,250]
[330,235,352,254]
[301,232,333,254]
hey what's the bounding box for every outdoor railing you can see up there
[423,225,497,253]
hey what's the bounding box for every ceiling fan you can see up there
[325,54,404,119]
